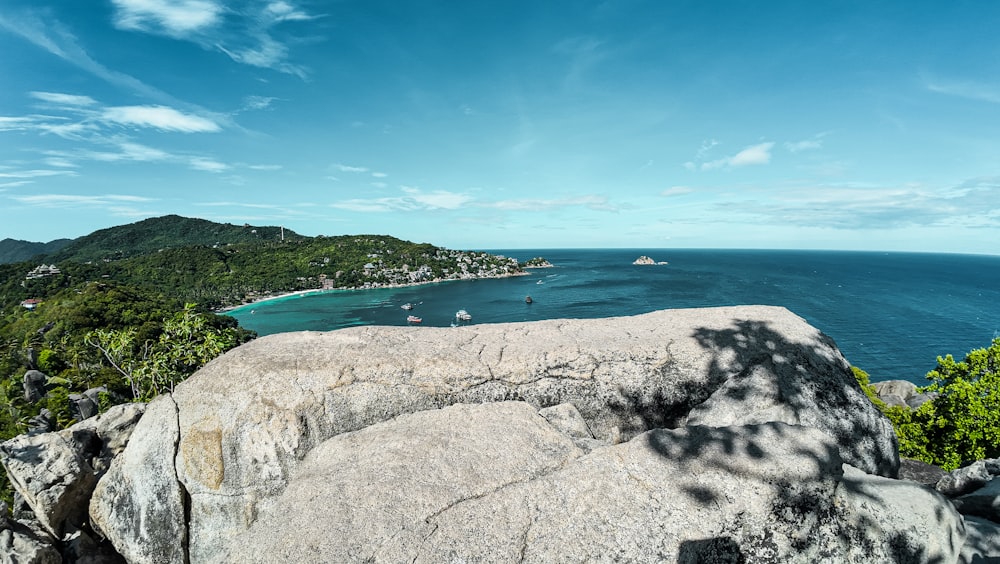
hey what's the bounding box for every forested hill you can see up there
[0,238,72,264]
[44,214,307,264]
[0,215,525,311]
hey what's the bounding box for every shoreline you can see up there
[218,271,531,314]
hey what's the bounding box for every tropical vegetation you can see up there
[855,337,1000,471]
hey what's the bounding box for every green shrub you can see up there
[875,337,1000,471]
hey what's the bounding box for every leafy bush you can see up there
[877,338,1000,470]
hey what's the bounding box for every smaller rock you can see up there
[953,479,1000,521]
[873,379,918,401]
[938,459,1000,498]
[880,393,909,408]
[69,393,99,421]
[538,403,594,439]
[0,515,60,564]
[23,370,48,403]
[906,391,938,410]
[899,458,948,488]
[960,516,1000,564]
[27,409,54,434]
[61,528,126,564]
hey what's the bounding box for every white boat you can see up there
[455,309,472,321]
[401,303,414,310]
[407,315,422,324]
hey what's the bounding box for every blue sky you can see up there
[2,1,999,253]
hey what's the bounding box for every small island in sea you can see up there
[523,257,554,268]
[633,256,669,265]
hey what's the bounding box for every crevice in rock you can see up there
[164,394,191,564]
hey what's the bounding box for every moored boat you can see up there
[407,315,422,324]
[455,309,472,322]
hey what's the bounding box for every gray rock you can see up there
[26,409,53,434]
[0,403,146,553]
[838,464,966,562]
[89,395,186,564]
[537,402,594,438]
[899,457,948,487]
[0,424,99,537]
[960,516,1000,564]
[222,407,960,563]
[69,393,99,421]
[61,528,126,564]
[907,391,939,410]
[0,517,60,564]
[954,479,1000,521]
[23,370,48,403]
[873,379,918,401]
[938,459,1000,497]
[98,307,903,561]
[881,393,910,408]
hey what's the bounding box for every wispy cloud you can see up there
[108,0,319,77]
[698,142,775,170]
[111,0,222,36]
[923,74,1000,104]
[189,157,228,172]
[241,95,279,111]
[484,194,617,212]
[371,172,387,178]
[331,186,474,212]
[332,163,369,173]
[102,105,221,132]
[30,91,97,106]
[0,9,223,119]
[10,193,156,208]
[0,169,77,179]
[661,186,693,197]
[701,177,1000,230]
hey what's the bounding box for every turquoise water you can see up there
[229,249,1000,385]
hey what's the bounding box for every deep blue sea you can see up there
[229,249,1000,385]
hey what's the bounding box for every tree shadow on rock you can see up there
[610,315,956,563]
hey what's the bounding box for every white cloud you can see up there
[241,95,278,111]
[30,91,97,106]
[371,172,387,178]
[111,0,222,36]
[923,74,1000,104]
[0,116,41,131]
[0,169,77,179]
[266,1,317,22]
[11,193,155,208]
[661,186,693,197]
[331,187,473,212]
[484,195,617,212]
[785,140,822,152]
[248,164,282,171]
[701,142,774,170]
[0,181,33,189]
[333,163,369,173]
[401,186,472,209]
[729,142,774,166]
[371,182,387,188]
[102,105,221,132]
[189,157,228,172]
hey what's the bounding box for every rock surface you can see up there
[91,306,914,562]
[960,516,1000,564]
[222,405,957,563]
[938,459,1000,497]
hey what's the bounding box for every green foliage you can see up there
[875,337,1000,471]
[851,366,886,410]
[86,303,249,401]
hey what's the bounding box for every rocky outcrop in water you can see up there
[2,306,986,561]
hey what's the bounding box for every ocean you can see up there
[228,249,1000,385]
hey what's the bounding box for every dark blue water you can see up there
[229,249,1000,385]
